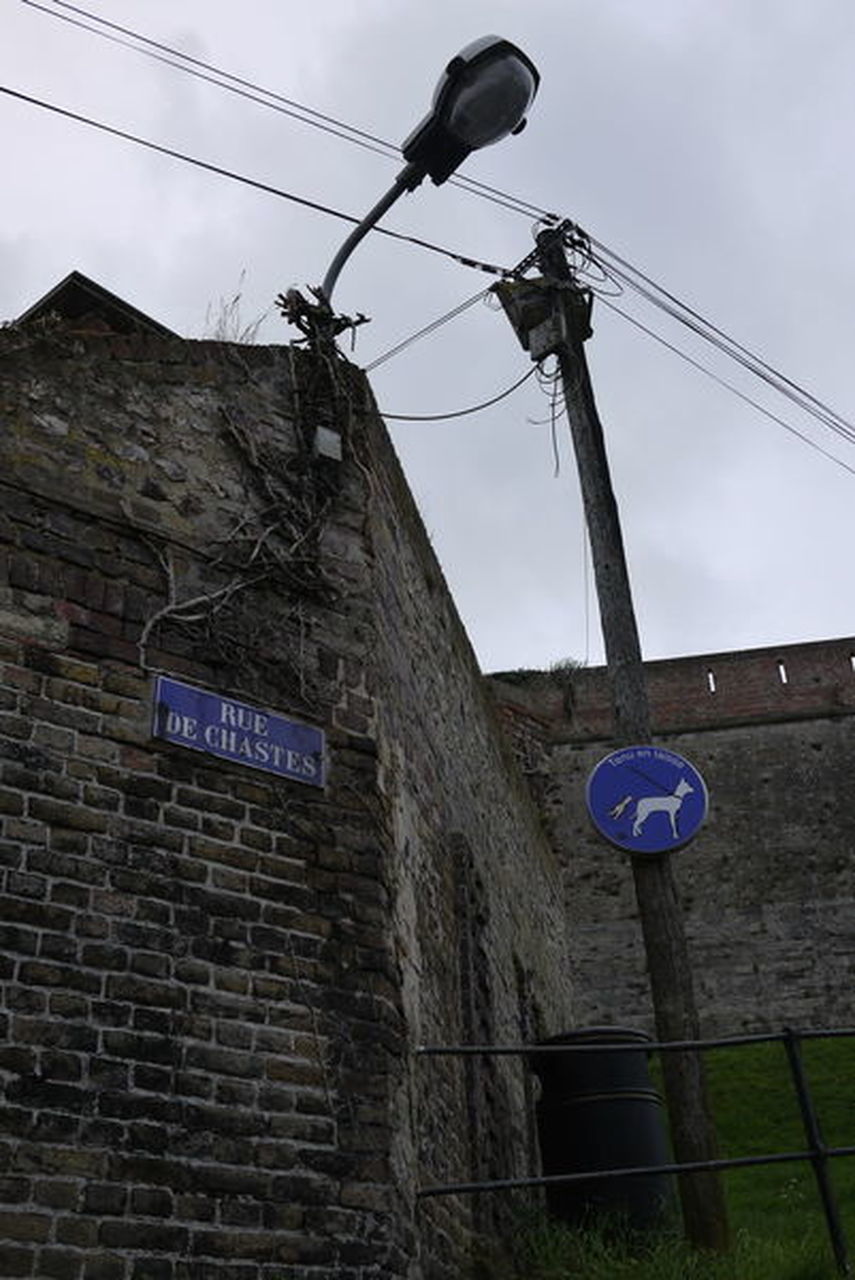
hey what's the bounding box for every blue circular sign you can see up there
[586,745,708,855]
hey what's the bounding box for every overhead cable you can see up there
[20,0,402,166]
[0,84,513,280]
[364,290,489,372]
[25,0,855,443]
[27,0,855,442]
[22,0,559,225]
[365,242,540,372]
[18,0,855,454]
[599,296,855,479]
[587,238,855,445]
[381,365,537,421]
[4,83,850,475]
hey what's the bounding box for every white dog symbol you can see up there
[609,777,694,839]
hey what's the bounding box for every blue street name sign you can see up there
[152,676,325,788]
[586,744,708,855]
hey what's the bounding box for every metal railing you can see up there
[415,1025,855,1276]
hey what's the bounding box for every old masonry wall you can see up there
[0,323,572,1280]
[490,638,855,1036]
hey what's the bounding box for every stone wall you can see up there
[0,322,572,1280]
[489,638,855,1035]
[362,402,570,1274]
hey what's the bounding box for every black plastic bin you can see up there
[530,1027,673,1231]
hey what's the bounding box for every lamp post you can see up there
[497,228,730,1252]
[319,36,539,308]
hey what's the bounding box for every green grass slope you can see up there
[509,1034,855,1279]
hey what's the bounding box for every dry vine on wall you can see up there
[136,338,367,718]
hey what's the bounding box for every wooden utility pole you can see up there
[502,227,729,1251]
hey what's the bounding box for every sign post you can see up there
[498,225,729,1251]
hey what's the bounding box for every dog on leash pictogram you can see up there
[608,776,695,840]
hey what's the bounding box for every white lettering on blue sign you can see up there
[152,677,325,787]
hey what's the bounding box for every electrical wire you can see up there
[21,0,559,225]
[364,290,489,372]
[21,0,855,438]
[604,262,855,451]
[598,295,855,479]
[16,0,855,461]
[366,247,855,481]
[0,84,514,281]
[20,0,403,167]
[542,220,855,455]
[592,233,855,426]
[370,261,855,481]
[380,365,537,421]
[587,237,855,445]
[582,523,592,667]
[365,239,543,372]
[24,0,855,448]
[0,50,536,410]
[610,268,855,445]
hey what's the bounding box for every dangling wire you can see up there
[527,358,564,422]
[380,364,537,421]
[549,376,563,477]
[582,521,592,667]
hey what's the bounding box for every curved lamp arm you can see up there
[317,38,538,316]
[320,162,422,308]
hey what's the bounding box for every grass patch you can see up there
[509,1034,855,1277]
[511,1215,836,1278]
[706,1035,855,1249]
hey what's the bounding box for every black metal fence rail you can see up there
[416,1026,855,1057]
[414,1025,855,1276]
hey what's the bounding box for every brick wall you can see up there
[489,644,855,1035]
[511,639,855,741]
[0,323,572,1280]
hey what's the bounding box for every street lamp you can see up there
[320,36,539,307]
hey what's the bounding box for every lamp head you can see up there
[402,36,539,186]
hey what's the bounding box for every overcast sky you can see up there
[3,1,855,672]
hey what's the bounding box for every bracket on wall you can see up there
[277,287,369,349]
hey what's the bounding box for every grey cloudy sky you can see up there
[3,1,854,672]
